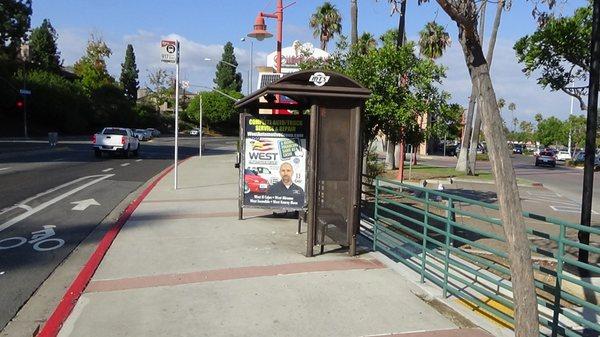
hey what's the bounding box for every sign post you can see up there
[161,39,180,189]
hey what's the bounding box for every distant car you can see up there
[146,128,160,137]
[133,129,151,141]
[556,150,571,161]
[512,144,523,154]
[535,151,556,167]
[244,169,269,194]
[189,128,200,136]
[533,147,544,156]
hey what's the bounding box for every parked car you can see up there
[533,147,544,156]
[133,129,151,141]
[556,150,571,161]
[243,169,269,194]
[534,150,556,167]
[92,127,140,158]
[189,128,200,136]
[146,128,161,137]
[512,144,523,154]
[248,166,278,184]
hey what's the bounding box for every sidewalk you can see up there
[46,153,493,337]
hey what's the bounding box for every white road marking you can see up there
[0,174,113,233]
[0,167,11,171]
[52,158,64,162]
[70,198,100,211]
[102,168,113,172]
[135,159,142,162]
[18,205,32,212]
[0,271,4,275]
[121,163,130,167]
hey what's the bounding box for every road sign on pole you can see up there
[161,39,180,189]
[19,89,31,95]
[161,40,178,64]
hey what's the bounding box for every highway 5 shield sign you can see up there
[161,40,178,63]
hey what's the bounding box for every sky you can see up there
[30,0,589,124]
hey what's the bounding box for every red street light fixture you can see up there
[246,0,295,74]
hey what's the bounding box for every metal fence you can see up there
[362,176,600,337]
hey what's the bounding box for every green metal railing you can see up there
[364,177,600,337]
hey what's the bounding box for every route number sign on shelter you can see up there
[161,40,178,63]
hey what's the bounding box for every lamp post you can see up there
[204,58,248,94]
[240,37,254,94]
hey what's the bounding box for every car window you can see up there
[102,128,127,135]
[540,151,553,156]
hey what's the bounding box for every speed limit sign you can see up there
[161,40,178,63]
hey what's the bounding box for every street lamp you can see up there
[204,58,250,95]
[240,37,254,93]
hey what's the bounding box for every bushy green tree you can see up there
[536,116,566,146]
[186,90,243,131]
[514,2,592,111]
[74,35,114,93]
[214,42,242,92]
[119,44,139,102]
[16,69,91,134]
[0,0,31,65]
[29,19,61,72]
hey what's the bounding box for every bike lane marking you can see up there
[0,174,114,233]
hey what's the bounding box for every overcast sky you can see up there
[30,0,589,123]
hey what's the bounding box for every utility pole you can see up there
[396,0,407,181]
[579,0,600,265]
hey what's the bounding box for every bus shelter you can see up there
[234,70,371,256]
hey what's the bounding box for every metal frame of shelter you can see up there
[234,70,371,257]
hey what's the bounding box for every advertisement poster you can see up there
[243,115,309,209]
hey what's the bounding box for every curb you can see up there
[36,157,190,337]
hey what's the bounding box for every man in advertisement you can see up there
[267,162,305,206]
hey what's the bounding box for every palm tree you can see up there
[355,32,377,54]
[418,21,451,60]
[350,0,358,45]
[309,2,342,51]
[508,102,517,132]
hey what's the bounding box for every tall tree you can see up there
[214,42,242,92]
[0,0,31,64]
[73,35,114,93]
[514,2,592,111]
[309,2,342,51]
[350,0,358,45]
[29,19,61,72]
[119,44,139,102]
[466,0,506,175]
[424,1,541,335]
[418,21,451,59]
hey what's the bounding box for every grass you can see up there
[382,164,533,185]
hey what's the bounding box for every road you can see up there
[0,136,237,331]
[420,153,600,214]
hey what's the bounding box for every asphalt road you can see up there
[0,136,237,331]
[421,153,600,214]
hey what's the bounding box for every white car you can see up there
[189,128,200,136]
[556,151,571,161]
[92,127,140,158]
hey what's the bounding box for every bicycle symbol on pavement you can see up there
[0,225,65,252]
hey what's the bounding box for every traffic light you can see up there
[16,99,24,109]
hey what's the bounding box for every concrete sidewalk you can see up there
[51,153,493,337]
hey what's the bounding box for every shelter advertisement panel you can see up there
[243,115,309,209]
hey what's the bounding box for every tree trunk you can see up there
[455,91,475,172]
[467,102,482,175]
[396,142,405,181]
[438,1,540,334]
[386,139,395,169]
[467,0,504,175]
[351,0,358,46]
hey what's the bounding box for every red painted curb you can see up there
[37,157,191,337]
